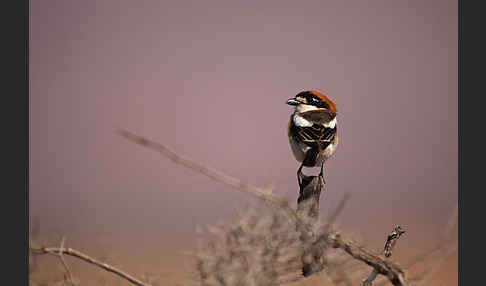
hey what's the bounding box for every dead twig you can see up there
[362,226,406,286]
[300,193,351,278]
[384,226,406,258]
[118,129,278,205]
[363,269,378,286]
[320,231,409,286]
[58,236,75,284]
[30,242,152,286]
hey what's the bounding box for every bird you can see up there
[286,90,338,187]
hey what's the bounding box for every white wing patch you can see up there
[293,114,313,127]
[323,117,337,129]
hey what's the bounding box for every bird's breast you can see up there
[293,114,313,127]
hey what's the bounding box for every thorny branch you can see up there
[119,129,412,286]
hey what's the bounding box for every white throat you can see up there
[293,103,338,128]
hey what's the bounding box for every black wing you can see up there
[289,120,336,151]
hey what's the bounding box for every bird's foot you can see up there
[319,173,326,185]
[318,164,326,185]
[298,169,305,189]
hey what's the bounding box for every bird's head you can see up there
[286,90,338,116]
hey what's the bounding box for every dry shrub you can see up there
[194,204,311,286]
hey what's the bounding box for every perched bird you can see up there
[286,90,338,186]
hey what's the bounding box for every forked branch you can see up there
[362,226,406,286]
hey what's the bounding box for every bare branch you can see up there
[320,232,409,286]
[362,226,406,286]
[300,193,351,278]
[363,270,378,286]
[58,236,74,284]
[118,128,411,286]
[118,128,312,236]
[384,226,406,258]
[118,129,279,205]
[30,242,152,286]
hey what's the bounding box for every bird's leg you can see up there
[315,140,326,185]
[319,162,326,185]
[297,163,304,188]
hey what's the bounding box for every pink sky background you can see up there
[30,0,457,248]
